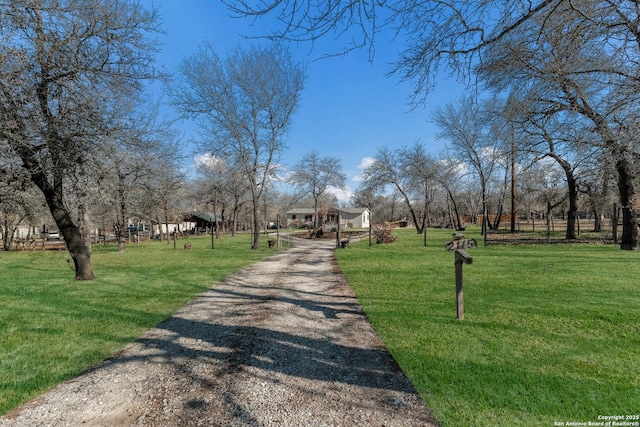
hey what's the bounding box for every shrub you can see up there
[372,224,397,244]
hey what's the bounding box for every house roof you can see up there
[185,212,221,222]
[286,207,369,215]
[339,208,369,215]
[286,208,317,215]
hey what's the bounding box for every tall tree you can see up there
[0,0,161,278]
[140,156,186,243]
[434,97,504,239]
[401,143,438,239]
[289,150,346,229]
[510,106,589,240]
[170,43,305,249]
[477,1,640,248]
[193,154,249,237]
[580,153,616,233]
[96,104,177,251]
[360,143,436,234]
[434,158,467,231]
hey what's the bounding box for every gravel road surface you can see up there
[1,237,439,426]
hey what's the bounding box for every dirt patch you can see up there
[1,237,439,427]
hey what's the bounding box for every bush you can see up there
[372,224,397,244]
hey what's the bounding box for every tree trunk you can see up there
[45,188,95,280]
[220,206,227,234]
[449,192,463,230]
[26,158,95,279]
[2,216,9,251]
[399,192,423,234]
[117,176,127,252]
[565,174,578,240]
[313,197,319,230]
[212,203,219,239]
[163,205,170,244]
[510,139,517,233]
[493,201,504,230]
[616,156,638,250]
[553,159,578,240]
[592,207,602,232]
[493,165,510,231]
[252,204,260,249]
[546,202,552,244]
[587,194,603,232]
[232,197,239,237]
[481,181,488,244]
[421,184,429,238]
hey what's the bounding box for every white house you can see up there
[286,208,316,227]
[286,207,370,229]
[339,207,370,229]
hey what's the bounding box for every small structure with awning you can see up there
[183,212,225,234]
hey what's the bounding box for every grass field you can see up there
[0,234,278,415]
[335,227,640,426]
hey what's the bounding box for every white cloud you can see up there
[271,163,289,182]
[352,156,376,183]
[193,153,225,169]
[358,156,376,169]
[436,158,468,177]
[327,185,354,203]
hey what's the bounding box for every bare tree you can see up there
[223,1,562,104]
[105,148,149,251]
[170,43,305,249]
[99,106,181,251]
[193,154,250,237]
[434,96,504,240]
[521,159,569,241]
[0,163,45,251]
[434,158,467,231]
[0,0,161,279]
[507,101,589,240]
[477,2,640,248]
[140,156,186,243]
[360,143,436,235]
[580,153,616,233]
[289,150,346,229]
[401,143,438,241]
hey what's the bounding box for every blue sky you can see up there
[147,0,464,201]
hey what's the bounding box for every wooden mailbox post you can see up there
[445,234,477,320]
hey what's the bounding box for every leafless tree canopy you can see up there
[224,1,581,103]
[0,0,162,278]
[360,143,437,235]
[170,42,305,249]
[289,150,346,228]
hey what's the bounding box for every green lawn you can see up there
[335,227,640,427]
[0,234,278,415]
[2,229,638,424]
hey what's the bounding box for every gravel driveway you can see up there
[1,237,439,426]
